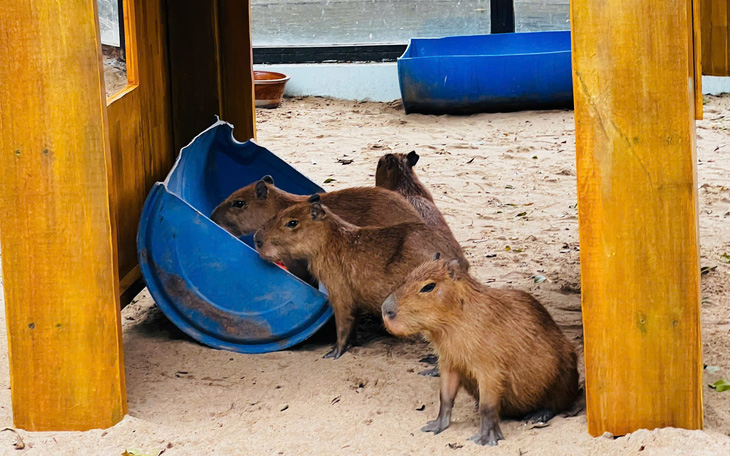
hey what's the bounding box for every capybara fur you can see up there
[210,175,422,237]
[211,176,423,286]
[253,195,466,359]
[382,257,579,446]
[375,152,468,268]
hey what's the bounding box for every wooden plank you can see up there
[571,0,703,437]
[701,0,730,75]
[107,0,174,301]
[167,0,222,152]
[218,0,257,141]
[693,0,703,120]
[167,0,256,152]
[0,0,127,431]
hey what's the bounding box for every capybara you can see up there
[253,195,466,359]
[210,175,422,237]
[375,152,468,268]
[382,256,579,446]
[211,175,423,286]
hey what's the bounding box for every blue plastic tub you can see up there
[397,31,573,114]
[137,121,332,353]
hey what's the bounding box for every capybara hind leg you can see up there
[524,408,556,424]
[469,385,504,446]
[324,304,356,359]
[422,367,460,434]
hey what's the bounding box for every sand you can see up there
[0,95,729,455]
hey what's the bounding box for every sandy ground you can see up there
[1,95,729,455]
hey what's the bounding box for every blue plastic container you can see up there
[397,31,573,114]
[137,121,332,353]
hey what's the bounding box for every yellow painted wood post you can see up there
[571,0,703,436]
[0,0,127,430]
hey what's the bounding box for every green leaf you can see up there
[505,245,511,251]
[516,212,527,217]
[709,379,730,392]
[123,451,153,456]
[721,253,730,264]
[534,275,547,283]
[323,178,336,183]
[505,185,514,189]
[532,156,538,159]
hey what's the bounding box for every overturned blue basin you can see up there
[398,30,573,114]
[137,121,332,353]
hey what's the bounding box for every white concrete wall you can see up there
[257,63,730,103]
[256,63,400,102]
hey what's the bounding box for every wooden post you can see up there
[167,0,256,152]
[571,0,703,436]
[0,0,127,431]
[701,0,730,76]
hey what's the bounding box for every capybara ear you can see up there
[311,202,327,221]
[407,150,419,167]
[446,259,463,280]
[261,175,274,185]
[308,194,321,204]
[383,153,395,169]
[433,252,441,260]
[255,180,269,200]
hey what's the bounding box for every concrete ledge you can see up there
[257,63,730,102]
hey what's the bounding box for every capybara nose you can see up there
[382,294,397,320]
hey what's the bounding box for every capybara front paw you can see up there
[418,367,440,377]
[524,408,556,424]
[421,418,449,435]
[468,426,504,446]
[323,346,345,359]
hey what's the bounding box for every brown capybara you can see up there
[375,152,468,268]
[211,176,423,286]
[382,256,579,446]
[253,195,466,359]
[210,175,422,237]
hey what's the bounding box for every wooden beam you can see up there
[701,0,730,76]
[0,0,127,431]
[571,0,703,437]
[167,0,256,152]
[218,0,257,142]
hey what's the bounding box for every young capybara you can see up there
[382,256,579,446]
[375,152,468,268]
[253,195,467,359]
[210,175,422,237]
[211,176,424,286]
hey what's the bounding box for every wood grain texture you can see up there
[701,0,730,75]
[571,0,703,437]
[107,0,174,299]
[218,0,257,142]
[0,0,127,430]
[167,0,256,152]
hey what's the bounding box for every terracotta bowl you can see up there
[254,71,291,108]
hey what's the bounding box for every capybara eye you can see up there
[231,200,246,208]
[286,220,299,228]
[420,283,436,293]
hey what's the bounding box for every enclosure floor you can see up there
[1,95,729,455]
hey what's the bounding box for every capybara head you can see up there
[210,175,281,236]
[375,151,419,189]
[382,253,465,337]
[253,194,328,263]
